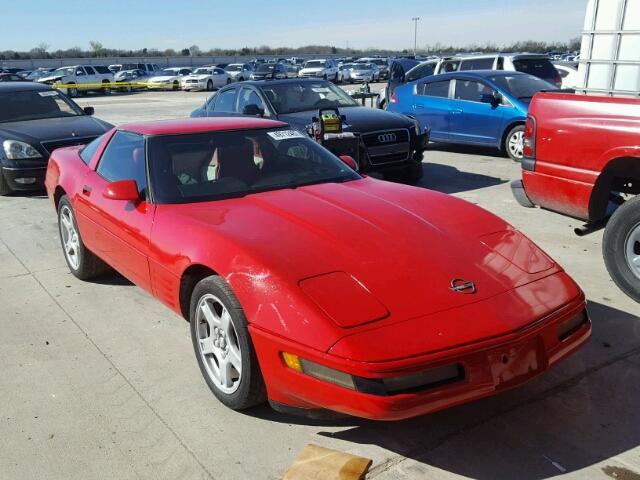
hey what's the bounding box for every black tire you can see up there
[504,124,525,162]
[190,275,266,410]
[206,80,213,91]
[379,99,386,110]
[226,78,231,85]
[603,195,640,303]
[0,170,12,196]
[57,195,110,281]
[102,82,111,95]
[404,162,424,184]
[66,84,78,98]
[323,74,328,81]
[172,81,179,91]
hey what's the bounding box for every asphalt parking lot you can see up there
[1,86,639,480]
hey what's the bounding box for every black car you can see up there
[0,82,112,195]
[250,63,287,81]
[190,79,428,181]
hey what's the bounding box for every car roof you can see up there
[118,117,287,136]
[446,52,550,60]
[238,78,334,87]
[0,81,53,92]
[425,70,529,81]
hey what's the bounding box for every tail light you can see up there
[553,75,562,87]
[390,92,398,104]
[523,115,536,159]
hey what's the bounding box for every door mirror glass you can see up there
[103,179,139,202]
[242,104,264,116]
[83,106,95,116]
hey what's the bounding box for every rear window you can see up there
[512,59,558,79]
[94,66,111,74]
[459,58,495,71]
[406,63,435,83]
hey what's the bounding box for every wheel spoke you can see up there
[200,301,220,328]
[61,215,72,232]
[228,345,242,374]
[219,358,231,388]
[220,309,232,337]
[632,255,640,268]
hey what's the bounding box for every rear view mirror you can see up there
[83,106,95,116]
[103,179,139,202]
[243,104,264,116]
[339,155,358,171]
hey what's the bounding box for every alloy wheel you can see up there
[195,294,242,394]
[59,205,80,270]
[508,130,524,159]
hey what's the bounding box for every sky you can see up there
[5,0,588,52]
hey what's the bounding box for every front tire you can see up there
[66,84,78,98]
[603,195,640,303]
[101,82,111,95]
[504,125,525,161]
[57,196,109,280]
[172,81,179,91]
[206,80,213,91]
[190,275,266,410]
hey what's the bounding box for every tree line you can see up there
[1,39,581,61]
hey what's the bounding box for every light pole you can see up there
[412,17,420,56]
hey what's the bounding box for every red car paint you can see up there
[46,118,590,420]
[517,92,640,222]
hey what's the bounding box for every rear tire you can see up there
[57,195,110,280]
[603,195,640,303]
[190,275,266,410]
[102,82,111,95]
[0,170,12,196]
[66,84,78,98]
[504,125,525,162]
[172,81,179,91]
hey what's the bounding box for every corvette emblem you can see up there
[450,279,477,294]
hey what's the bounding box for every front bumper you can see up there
[250,296,590,420]
[182,81,206,90]
[1,165,47,191]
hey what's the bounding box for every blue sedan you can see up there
[387,70,557,161]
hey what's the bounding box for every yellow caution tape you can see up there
[51,82,181,90]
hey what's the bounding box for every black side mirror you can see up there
[243,104,264,116]
[480,92,501,106]
[83,106,95,116]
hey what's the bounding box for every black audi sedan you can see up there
[0,82,112,195]
[190,78,428,181]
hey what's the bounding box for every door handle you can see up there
[414,104,425,109]
[452,109,463,114]
[82,185,92,196]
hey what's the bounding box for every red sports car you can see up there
[45,117,591,420]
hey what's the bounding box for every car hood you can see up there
[277,106,413,132]
[300,68,324,73]
[0,115,112,148]
[184,75,209,80]
[38,75,64,83]
[172,178,560,337]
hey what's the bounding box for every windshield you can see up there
[489,74,556,100]
[157,69,176,76]
[304,60,326,68]
[261,81,358,114]
[226,65,242,72]
[148,128,359,204]
[342,64,358,69]
[256,64,275,72]
[194,68,213,75]
[0,90,83,123]
[51,67,75,77]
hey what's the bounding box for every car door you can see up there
[448,77,505,145]
[412,79,452,141]
[84,66,98,85]
[74,131,155,291]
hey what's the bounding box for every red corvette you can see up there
[45,117,590,420]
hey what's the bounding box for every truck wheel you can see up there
[504,125,525,162]
[66,84,78,98]
[603,195,640,303]
[0,170,12,196]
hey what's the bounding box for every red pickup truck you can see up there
[511,92,640,303]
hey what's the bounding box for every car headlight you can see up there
[3,140,43,160]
